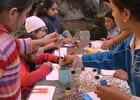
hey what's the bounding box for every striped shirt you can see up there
[0,24,31,100]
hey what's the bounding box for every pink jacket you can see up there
[20,53,59,99]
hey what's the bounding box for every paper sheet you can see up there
[101,69,116,75]
[54,47,67,57]
[91,40,103,48]
[87,92,100,100]
[46,64,59,80]
[28,86,55,100]
[46,69,59,80]
[52,63,60,70]
[84,40,109,52]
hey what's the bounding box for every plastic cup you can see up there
[58,67,70,85]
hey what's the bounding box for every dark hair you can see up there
[19,33,36,71]
[102,0,109,2]
[37,0,58,17]
[0,0,35,13]
[112,0,140,22]
[18,33,37,40]
[105,11,114,21]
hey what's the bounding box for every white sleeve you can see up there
[131,95,140,100]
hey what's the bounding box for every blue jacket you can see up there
[39,13,69,37]
[82,35,140,96]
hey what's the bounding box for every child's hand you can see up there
[42,32,59,44]
[101,39,114,49]
[55,39,63,49]
[62,38,73,44]
[113,69,128,81]
[43,61,53,68]
[94,85,131,100]
[61,55,75,66]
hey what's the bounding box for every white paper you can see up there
[101,69,116,75]
[46,69,59,80]
[52,63,60,70]
[91,40,103,48]
[28,86,55,100]
[87,92,100,100]
[54,47,67,57]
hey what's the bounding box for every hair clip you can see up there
[40,2,44,7]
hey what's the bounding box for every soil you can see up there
[62,19,107,40]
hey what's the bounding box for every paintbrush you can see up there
[55,28,62,67]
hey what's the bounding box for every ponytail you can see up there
[37,1,45,17]
[37,0,57,17]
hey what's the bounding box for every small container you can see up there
[71,70,76,74]
[97,68,101,74]
[100,80,107,86]
[95,75,100,79]
[58,67,70,85]
[93,69,97,72]
[73,41,78,49]
[65,86,71,96]
[81,67,85,71]
[88,43,92,48]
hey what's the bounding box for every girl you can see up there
[101,0,132,50]
[0,0,59,99]
[61,0,140,99]
[37,0,74,44]
[25,16,62,53]
[20,48,60,99]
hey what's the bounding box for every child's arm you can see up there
[15,32,59,54]
[20,59,52,87]
[101,31,132,49]
[35,53,59,65]
[31,32,59,52]
[59,21,74,44]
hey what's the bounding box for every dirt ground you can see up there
[62,19,107,40]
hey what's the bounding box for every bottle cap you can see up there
[100,80,107,86]
[65,86,71,90]
[95,76,100,79]
[89,43,92,47]
[71,70,76,74]
[81,67,85,71]
[93,69,97,72]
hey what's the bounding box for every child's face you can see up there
[105,17,116,30]
[46,3,58,17]
[32,26,48,39]
[110,0,128,31]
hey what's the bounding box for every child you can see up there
[101,0,132,50]
[0,0,59,99]
[37,0,74,44]
[19,41,60,99]
[101,11,121,50]
[61,0,140,99]
[102,11,120,41]
[25,16,62,53]
[25,16,48,39]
